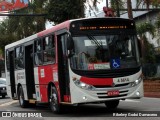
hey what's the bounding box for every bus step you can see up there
[29,99,36,104]
[60,102,72,105]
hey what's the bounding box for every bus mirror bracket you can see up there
[137,38,142,58]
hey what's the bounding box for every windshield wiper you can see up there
[87,34,106,62]
[87,34,103,50]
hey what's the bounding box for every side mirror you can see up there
[67,33,74,50]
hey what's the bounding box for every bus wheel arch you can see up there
[47,82,55,103]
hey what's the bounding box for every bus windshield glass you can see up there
[70,35,140,70]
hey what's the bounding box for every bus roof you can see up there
[5,17,133,50]
[5,20,71,50]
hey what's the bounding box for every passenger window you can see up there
[35,39,42,52]
[34,39,43,66]
[43,35,55,64]
[34,35,55,66]
[15,46,24,69]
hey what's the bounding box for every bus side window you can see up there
[15,46,24,69]
[34,39,43,66]
[43,35,55,64]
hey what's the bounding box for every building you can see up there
[0,0,28,12]
[0,0,13,11]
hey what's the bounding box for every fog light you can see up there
[136,91,140,96]
[135,80,139,85]
[83,96,87,100]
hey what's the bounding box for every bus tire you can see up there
[18,86,28,108]
[49,86,62,113]
[104,100,119,109]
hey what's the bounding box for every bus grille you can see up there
[97,90,128,99]
[93,83,130,88]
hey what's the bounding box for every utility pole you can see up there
[106,0,108,8]
[127,0,133,19]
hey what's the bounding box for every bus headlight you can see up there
[73,79,95,90]
[131,75,143,87]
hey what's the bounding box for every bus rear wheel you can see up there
[49,86,62,113]
[18,86,28,108]
[104,100,119,109]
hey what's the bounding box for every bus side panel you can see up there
[38,65,53,102]
[15,70,28,100]
[39,85,48,102]
[38,65,53,84]
[33,64,60,103]
[34,67,41,101]
[52,64,61,103]
[6,71,12,98]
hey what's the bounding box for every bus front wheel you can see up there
[18,86,28,108]
[49,86,62,113]
[104,100,119,109]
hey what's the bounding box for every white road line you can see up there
[121,99,140,102]
[0,100,18,107]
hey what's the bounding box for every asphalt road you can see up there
[0,97,159,120]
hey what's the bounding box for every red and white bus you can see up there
[5,17,143,113]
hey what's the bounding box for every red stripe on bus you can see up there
[37,21,70,37]
[80,77,113,86]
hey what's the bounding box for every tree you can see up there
[136,22,156,63]
[45,0,100,24]
[0,0,46,52]
[110,0,125,17]
[0,0,100,52]
[136,0,160,9]
[127,0,133,19]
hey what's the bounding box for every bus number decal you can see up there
[40,69,45,78]
[53,72,58,82]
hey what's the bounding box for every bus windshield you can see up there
[70,34,140,70]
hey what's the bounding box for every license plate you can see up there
[107,90,119,96]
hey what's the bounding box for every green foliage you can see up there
[136,0,160,9]
[136,22,156,64]
[110,0,125,16]
[151,0,160,8]
[155,15,160,28]
[0,0,46,53]
[0,0,99,53]
[143,35,156,63]
[136,22,155,38]
[45,0,86,24]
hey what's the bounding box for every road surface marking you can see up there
[0,100,18,107]
[121,99,140,102]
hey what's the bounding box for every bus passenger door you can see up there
[25,45,35,99]
[9,51,16,98]
[57,33,70,102]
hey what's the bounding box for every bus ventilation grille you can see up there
[93,83,130,88]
